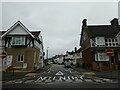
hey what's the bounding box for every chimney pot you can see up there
[110,18,119,26]
[82,19,87,26]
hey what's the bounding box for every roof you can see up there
[0,30,41,38]
[31,31,40,38]
[80,18,120,46]
[1,21,35,38]
[0,31,6,35]
[87,25,120,38]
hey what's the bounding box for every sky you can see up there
[0,0,119,58]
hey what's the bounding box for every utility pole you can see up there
[46,47,49,59]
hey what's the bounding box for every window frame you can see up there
[12,36,25,45]
[95,52,109,61]
[17,55,24,62]
[95,37,105,45]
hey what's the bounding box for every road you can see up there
[2,64,119,88]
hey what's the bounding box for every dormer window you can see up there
[12,36,25,45]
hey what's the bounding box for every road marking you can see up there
[52,76,56,81]
[48,71,50,73]
[59,76,66,81]
[69,71,72,73]
[74,77,83,82]
[55,71,64,75]
[3,75,115,84]
[66,76,72,82]
[37,76,47,81]
[45,77,52,83]
[71,76,75,80]
[79,74,85,80]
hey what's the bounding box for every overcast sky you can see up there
[1,1,118,58]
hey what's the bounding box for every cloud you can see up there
[2,2,118,58]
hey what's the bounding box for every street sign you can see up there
[0,53,7,59]
[106,49,114,56]
[40,56,43,60]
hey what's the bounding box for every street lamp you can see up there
[46,47,49,59]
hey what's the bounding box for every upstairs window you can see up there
[95,37,105,45]
[12,36,25,45]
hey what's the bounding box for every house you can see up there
[80,18,120,71]
[65,47,82,66]
[52,55,64,64]
[0,21,44,72]
[73,47,82,67]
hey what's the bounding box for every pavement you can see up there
[71,65,120,81]
[2,65,50,81]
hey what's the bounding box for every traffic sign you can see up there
[106,49,114,56]
[0,53,7,59]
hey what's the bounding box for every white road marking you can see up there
[66,76,72,82]
[37,76,47,81]
[55,71,64,75]
[52,77,56,81]
[79,75,85,80]
[71,76,75,80]
[74,77,83,82]
[69,71,72,73]
[59,76,66,81]
[45,77,52,83]
[48,71,50,73]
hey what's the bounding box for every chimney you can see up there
[110,18,119,26]
[74,47,77,52]
[82,19,87,26]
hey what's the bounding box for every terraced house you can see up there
[0,21,44,72]
[80,18,120,71]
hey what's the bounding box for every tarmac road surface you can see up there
[2,64,119,88]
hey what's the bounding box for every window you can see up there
[95,52,109,61]
[12,36,25,45]
[95,37,105,45]
[17,55,24,62]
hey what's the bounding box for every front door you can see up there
[110,56,116,70]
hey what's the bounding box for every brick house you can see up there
[0,21,44,72]
[80,18,120,71]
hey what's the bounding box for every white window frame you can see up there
[12,36,25,45]
[95,52,109,61]
[95,37,105,45]
[17,55,24,62]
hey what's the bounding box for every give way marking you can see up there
[55,71,64,75]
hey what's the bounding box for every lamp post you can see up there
[46,47,49,59]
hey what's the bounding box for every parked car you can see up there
[64,59,72,68]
